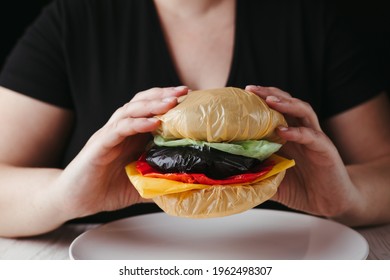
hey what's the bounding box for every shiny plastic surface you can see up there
[155,87,287,143]
[145,145,262,179]
[125,155,295,218]
[152,171,285,218]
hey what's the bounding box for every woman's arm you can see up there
[0,85,188,237]
[324,92,390,226]
[247,85,390,227]
[0,86,74,237]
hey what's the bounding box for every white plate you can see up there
[69,209,368,260]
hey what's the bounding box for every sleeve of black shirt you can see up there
[0,0,73,109]
[321,0,387,119]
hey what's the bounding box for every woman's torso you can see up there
[1,0,382,222]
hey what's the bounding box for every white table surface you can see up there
[0,218,389,260]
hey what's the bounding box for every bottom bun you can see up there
[152,171,285,218]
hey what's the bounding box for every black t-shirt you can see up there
[0,0,385,222]
[0,0,53,70]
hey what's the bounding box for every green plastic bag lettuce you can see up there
[153,135,282,161]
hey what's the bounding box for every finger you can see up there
[109,96,178,124]
[116,117,160,135]
[277,126,335,156]
[110,86,188,124]
[131,86,188,102]
[266,95,321,131]
[103,117,160,148]
[125,97,179,118]
[245,85,292,99]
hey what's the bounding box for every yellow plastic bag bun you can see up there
[152,171,285,218]
[125,155,295,218]
[155,87,287,143]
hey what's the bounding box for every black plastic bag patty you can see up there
[145,146,262,179]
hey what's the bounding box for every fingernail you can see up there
[278,126,288,132]
[162,97,177,103]
[174,85,187,91]
[147,118,160,124]
[246,85,262,89]
[266,96,281,103]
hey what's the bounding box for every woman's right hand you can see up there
[54,86,189,221]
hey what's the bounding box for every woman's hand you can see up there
[246,85,360,219]
[56,86,189,220]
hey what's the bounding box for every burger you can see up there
[125,87,295,218]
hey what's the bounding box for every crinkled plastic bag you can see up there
[152,171,285,218]
[125,154,295,218]
[155,87,287,143]
[153,135,282,161]
[145,145,262,179]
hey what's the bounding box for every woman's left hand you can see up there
[246,85,359,218]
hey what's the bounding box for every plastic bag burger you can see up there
[125,87,295,218]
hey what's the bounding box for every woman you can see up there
[0,0,389,237]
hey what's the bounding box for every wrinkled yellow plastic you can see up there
[125,87,295,218]
[125,155,294,218]
[125,154,294,198]
[153,171,285,218]
[155,87,287,144]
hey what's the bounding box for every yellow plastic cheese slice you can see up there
[125,154,295,199]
